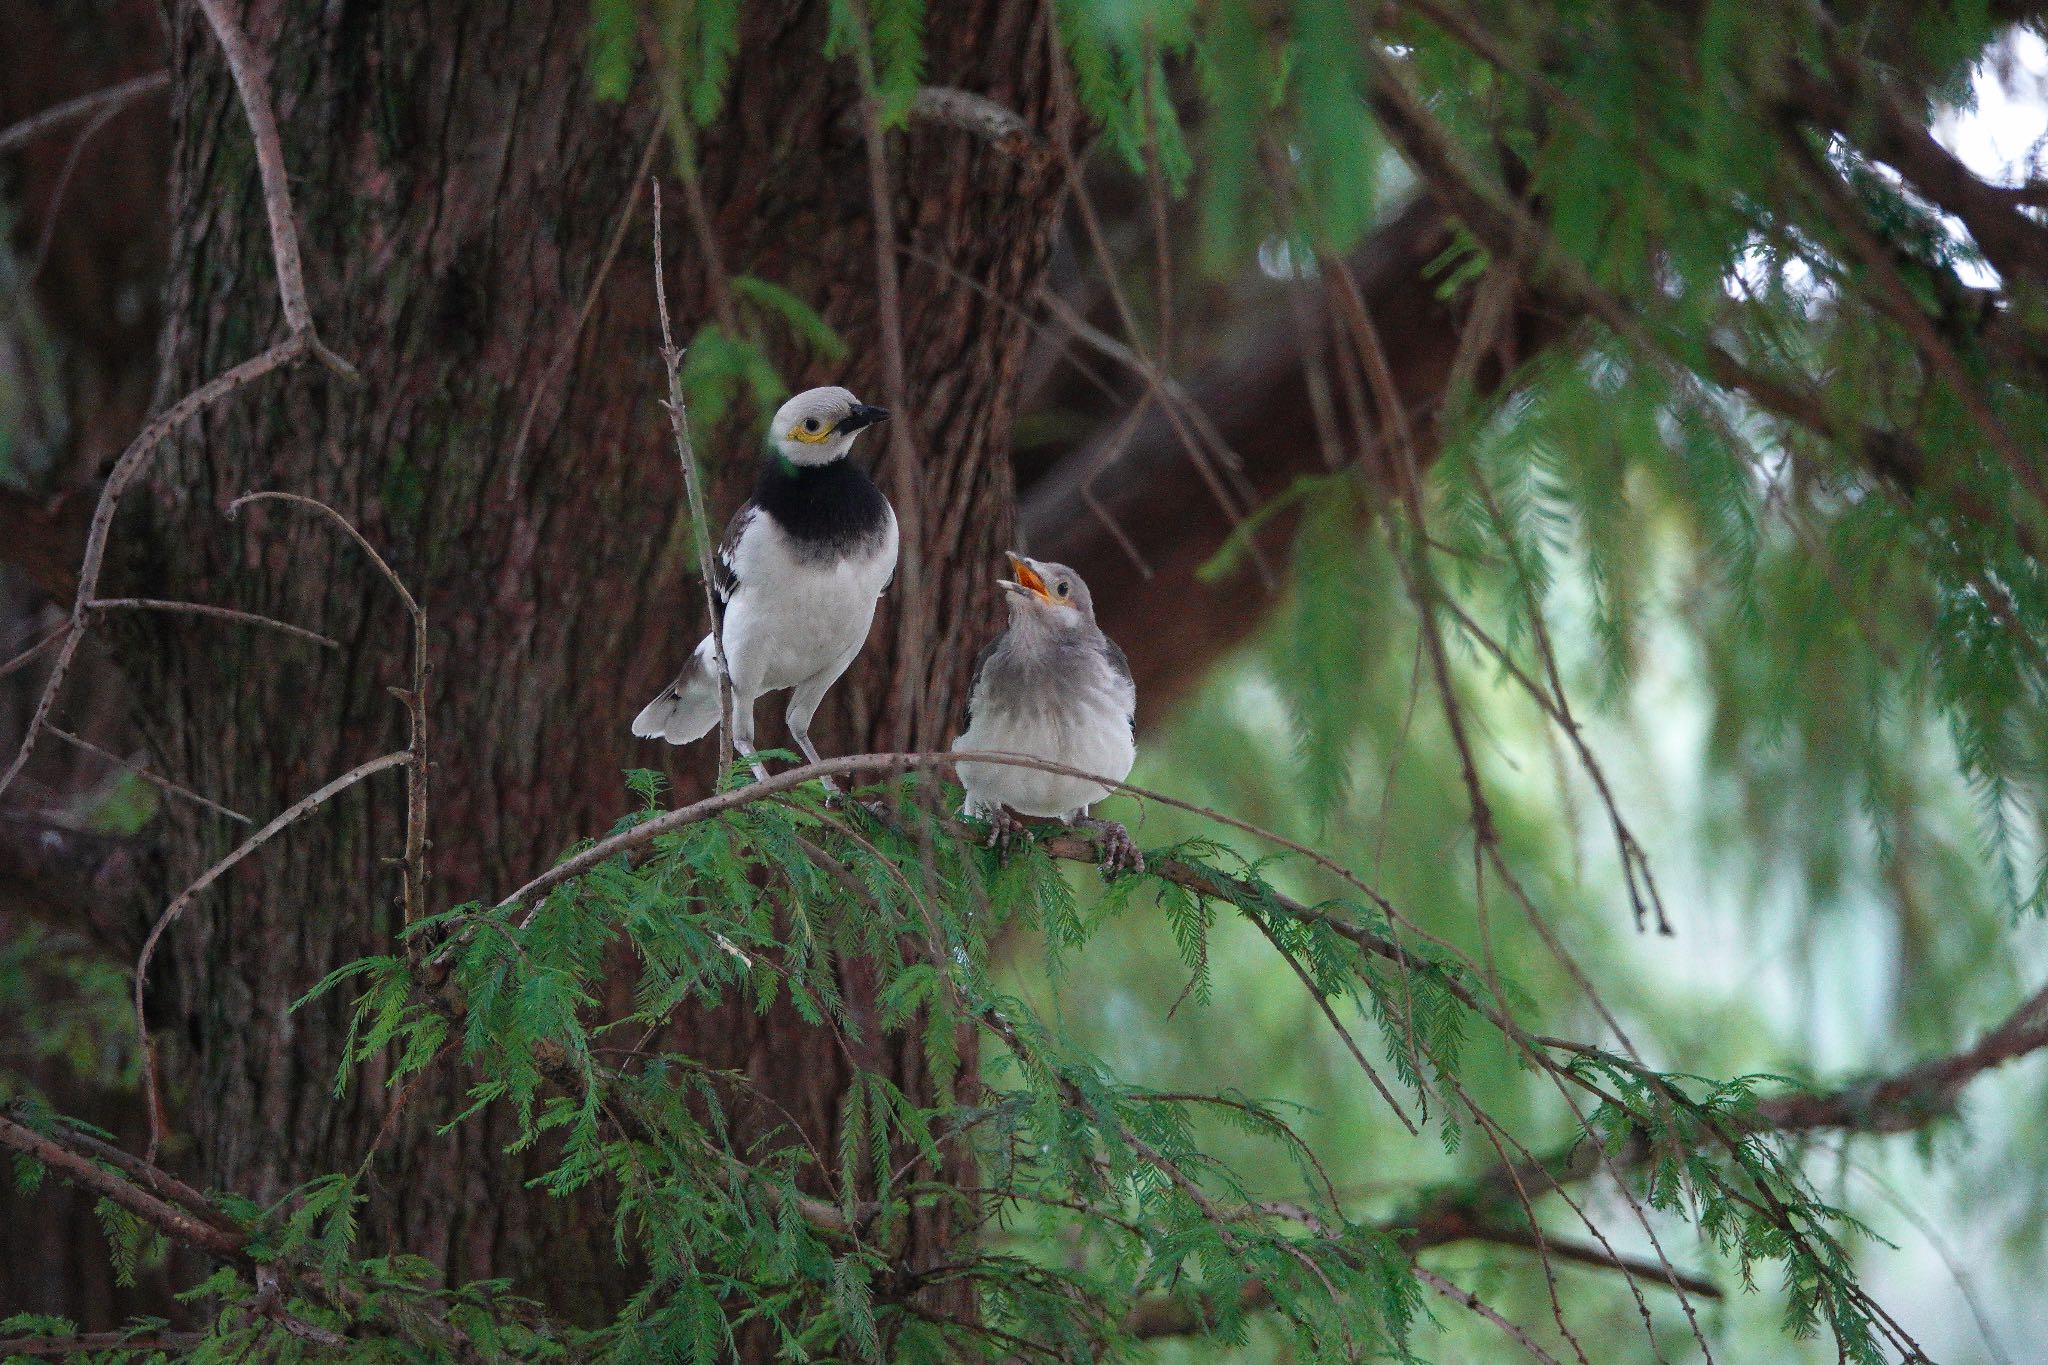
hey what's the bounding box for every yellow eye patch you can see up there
[788,419,835,444]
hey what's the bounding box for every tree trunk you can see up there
[123,0,1060,1333]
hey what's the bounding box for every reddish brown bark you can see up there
[14,0,1068,1340]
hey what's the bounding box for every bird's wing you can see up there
[713,502,756,602]
[1099,636,1136,733]
[963,636,1001,730]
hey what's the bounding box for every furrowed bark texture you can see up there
[123,0,1059,1332]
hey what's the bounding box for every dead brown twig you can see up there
[225,491,429,932]
[842,0,933,752]
[0,341,310,804]
[47,725,252,825]
[1415,1265,1566,1365]
[649,179,734,775]
[134,750,410,1160]
[0,71,169,154]
[189,0,353,380]
[0,0,357,808]
[87,596,339,650]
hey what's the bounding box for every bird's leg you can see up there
[786,670,853,799]
[731,697,771,785]
[731,737,772,786]
[787,723,842,797]
[1071,816,1143,875]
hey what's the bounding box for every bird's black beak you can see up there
[836,404,890,434]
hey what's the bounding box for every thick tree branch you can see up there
[0,1113,243,1260]
[0,1332,203,1358]
[1786,23,2048,294]
[1023,195,1561,723]
[0,1107,530,1354]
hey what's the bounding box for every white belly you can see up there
[955,697,1135,819]
[722,513,897,695]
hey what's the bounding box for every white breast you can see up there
[722,509,898,694]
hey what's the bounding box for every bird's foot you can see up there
[982,806,1031,861]
[1073,817,1143,876]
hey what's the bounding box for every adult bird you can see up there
[953,553,1141,872]
[633,386,896,782]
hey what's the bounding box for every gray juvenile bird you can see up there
[633,386,895,780]
[952,553,1141,872]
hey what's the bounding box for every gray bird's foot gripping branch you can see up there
[982,805,1031,860]
[1073,816,1143,876]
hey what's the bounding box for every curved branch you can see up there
[188,0,352,379]
[0,340,311,804]
[134,750,410,1159]
[0,70,168,155]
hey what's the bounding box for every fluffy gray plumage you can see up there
[953,554,1140,869]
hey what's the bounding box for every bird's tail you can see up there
[631,636,723,744]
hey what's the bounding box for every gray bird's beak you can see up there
[835,404,890,434]
[998,551,1052,602]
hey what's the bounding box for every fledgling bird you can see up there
[952,553,1141,873]
[632,386,896,781]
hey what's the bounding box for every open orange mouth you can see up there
[1004,553,1050,600]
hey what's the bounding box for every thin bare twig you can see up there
[225,491,418,621]
[0,12,356,803]
[23,100,124,288]
[1043,34,1274,588]
[1415,1265,1566,1365]
[48,725,253,824]
[0,71,169,154]
[0,621,67,682]
[135,750,410,1159]
[504,120,664,493]
[225,491,429,929]
[650,179,734,775]
[190,0,354,380]
[1247,912,1421,1135]
[89,596,339,650]
[0,340,311,804]
[843,0,932,752]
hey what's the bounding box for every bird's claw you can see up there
[1075,817,1143,876]
[983,807,1030,860]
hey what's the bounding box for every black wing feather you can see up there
[713,502,756,601]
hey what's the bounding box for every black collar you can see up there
[752,454,891,556]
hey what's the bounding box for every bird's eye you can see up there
[802,418,822,433]
[1055,580,1071,598]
